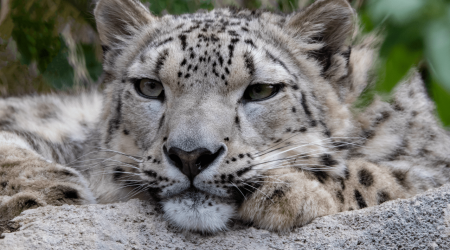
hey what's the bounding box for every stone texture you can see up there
[1,185,450,250]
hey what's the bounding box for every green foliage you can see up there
[276,0,295,12]
[144,0,214,15]
[0,0,102,94]
[41,37,74,89]
[9,0,80,72]
[360,0,450,127]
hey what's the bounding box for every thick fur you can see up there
[1,0,449,234]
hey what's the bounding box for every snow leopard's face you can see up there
[95,0,355,233]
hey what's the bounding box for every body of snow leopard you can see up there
[1,0,450,233]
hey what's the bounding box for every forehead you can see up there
[127,9,300,89]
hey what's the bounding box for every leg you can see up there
[0,132,95,220]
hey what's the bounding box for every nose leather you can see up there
[167,147,216,180]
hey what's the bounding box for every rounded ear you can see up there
[94,0,155,48]
[285,0,355,68]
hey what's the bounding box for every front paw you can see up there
[238,168,338,231]
[0,146,96,220]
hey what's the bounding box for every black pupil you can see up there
[254,85,262,93]
[149,82,156,89]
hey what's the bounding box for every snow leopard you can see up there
[1,0,450,234]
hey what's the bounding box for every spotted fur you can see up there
[1,0,450,233]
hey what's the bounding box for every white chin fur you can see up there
[162,192,235,233]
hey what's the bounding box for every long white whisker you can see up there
[229,181,247,200]
[241,183,274,204]
[93,147,143,163]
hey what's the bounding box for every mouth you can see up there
[161,188,236,233]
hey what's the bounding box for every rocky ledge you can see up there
[1,185,450,249]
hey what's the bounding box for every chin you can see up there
[161,190,236,234]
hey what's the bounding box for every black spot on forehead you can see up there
[244,39,256,48]
[154,49,169,76]
[243,52,255,76]
[178,34,187,50]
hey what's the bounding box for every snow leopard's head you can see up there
[94,0,370,233]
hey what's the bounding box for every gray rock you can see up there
[1,185,450,249]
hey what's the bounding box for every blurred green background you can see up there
[0,0,449,127]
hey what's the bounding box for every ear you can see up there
[285,0,355,70]
[94,0,155,47]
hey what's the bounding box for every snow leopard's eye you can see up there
[135,78,164,99]
[244,84,281,101]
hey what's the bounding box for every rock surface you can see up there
[1,185,450,250]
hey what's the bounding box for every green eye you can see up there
[244,84,281,101]
[135,78,164,98]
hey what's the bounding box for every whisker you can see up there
[254,136,365,158]
[252,134,300,156]
[241,182,274,204]
[122,184,149,200]
[229,181,247,200]
[92,147,143,163]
